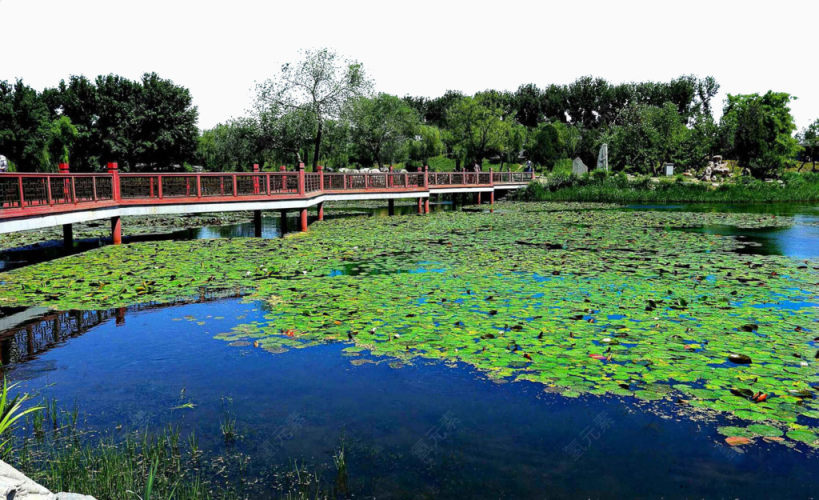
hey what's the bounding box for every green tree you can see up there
[255,48,372,169]
[344,93,419,168]
[527,122,562,168]
[198,118,261,171]
[0,79,50,171]
[720,92,799,178]
[46,115,78,166]
[796,119,818,172]
[444,95,505,168]
[43,75,100,171]
[134,72,199,169]
[606,102,688,174]
[407,124,444,167]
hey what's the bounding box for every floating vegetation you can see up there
[0,203,816,449]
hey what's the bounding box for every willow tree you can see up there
[255,48,371,169]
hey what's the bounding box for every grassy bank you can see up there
[520,172,819,203]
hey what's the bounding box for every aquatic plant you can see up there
[0,377,43,454]
[0,203,816,449]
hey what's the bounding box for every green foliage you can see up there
[255,48,373,168]
[796,118,818,171]
[46,115,78,166]
[720,92,800,178]
[521,172,819,203]
[344,93,420,167]
[0,377,42,454]
[444,95,507,166]
[527,122,561,167]
[604,102,689,174]
[407,124,445,167]
[0,79,51,171]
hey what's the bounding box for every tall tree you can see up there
[344,93,419,168]
[0,79,50,171]
[444,95,506,167]
[255,48,371,169]
[796,119,818,172]
[514,83,542,128]
[720,92,799,178]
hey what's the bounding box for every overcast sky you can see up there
[1,0,816,131]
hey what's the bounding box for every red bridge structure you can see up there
[0,162,533,247]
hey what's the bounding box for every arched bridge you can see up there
[0,163,533,247]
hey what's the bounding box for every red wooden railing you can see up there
[0,164,533,220]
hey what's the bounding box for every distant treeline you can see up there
[0,73,197,172]
[2,49,817,176]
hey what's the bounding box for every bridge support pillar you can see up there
[417,198,423,215]
[388,199,394,216]
[424,197,430,214]
[300,208,308,232]
[62,224,73,249]
[317,202,324,221]
[490,190,495,213]
[253,210,262,237]
[279,211,287,235]
[111,216,122,245]
[477,192,482,205]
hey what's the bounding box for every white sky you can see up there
[1,0,816,131]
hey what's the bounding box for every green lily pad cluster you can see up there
[0,202,816,449]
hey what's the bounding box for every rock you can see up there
[728,354,752,364]
[571,157,588,176]
[0,461,96,500]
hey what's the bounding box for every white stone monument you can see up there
[0,155,8,172]
[596,144,608,172]
[664,163,674,176]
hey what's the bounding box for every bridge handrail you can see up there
[0,168,533,217]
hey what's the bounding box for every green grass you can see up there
[520,172,819,203]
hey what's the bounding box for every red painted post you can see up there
[158,175,163,199]
[417,197,423,215]
[111,216,122,245]
[424,196,430,214]
[106,162,120,201]
[300,208,308,232]
[253,163,260,195]
[196,174,202,198]
[490,168,494,187]
[364,172,369,190]
[265,173,271,195]
[424,166,429,188]
[92,176,98,201]
[232,174,238,197]
[388,165,393,188]
[490,190,495,213]
[46,175,53,205]
[70,177,77,204]
[317,202,324,221]
[17,176,24,207]
[297,163,305,196]
[318,165,324,191]
[477,192,482,205]
[59,162,70,203]
[150,177,155,197]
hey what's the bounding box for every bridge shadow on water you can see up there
[0,199,469,272]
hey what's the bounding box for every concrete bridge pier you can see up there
[253,210,263,237]
[111,216,122,245]
[62,224,73,249]
[317,202,324,221]
[299,208,308,232]
[424,197,430,214]
[279,210,287,235]
[417,198,423,215]
[388,199,395,216]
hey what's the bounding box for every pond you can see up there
[0,201,817,498]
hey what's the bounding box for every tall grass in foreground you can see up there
[6,399,339,500]
[520,172,819,203]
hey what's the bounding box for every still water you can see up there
[1,202,817,497]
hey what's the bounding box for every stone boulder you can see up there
[0,461,96,500]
